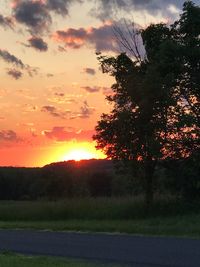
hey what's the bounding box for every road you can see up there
[0,230,200,266]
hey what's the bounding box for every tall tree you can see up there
[93,1,200,206]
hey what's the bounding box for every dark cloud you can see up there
[0,14,14,30]
[53,23,118,52]
[71,101,95,119]
[12,0,82,34]
[82,86,100,93]
[90,0,185,21]
[46,0,79,16]
[12,0,52,34]
[41,105,70,119]
[28,36,48,52]
[43,126,94,141]
[0,49,25,68]
[0,48,39,78]
[7,69,23,80]
[0,130,19,142]
[83,68,96,75]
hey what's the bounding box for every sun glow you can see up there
[60,142,106,162]
[63,148,95,161]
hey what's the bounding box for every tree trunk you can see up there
[144,160,156,211]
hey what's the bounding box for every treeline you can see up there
[0,156,199,201]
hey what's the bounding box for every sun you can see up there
[63,148,95,161]
[60,142,106,162]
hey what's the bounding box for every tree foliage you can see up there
[93,1,200,205]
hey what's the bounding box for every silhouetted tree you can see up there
[93,1,200,207]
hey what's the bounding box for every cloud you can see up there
[46,0,80,16]
[79,100,95,118]
[0,14,14,30]
[7,69,23,79]
[0,49,25,68]
[0,130,19,142]
[90,0,185,21]
[11,0,82,34]
[23,104,38,113]
[47,73,54,77]
[71,101,95,119]
[58,45,67,52]
[47,92,76,104]
[81,86,101,93]
[53,22,118,52]
[81,85,112,94]
[26,66,39,77]
[42,126,95,141]
[41,105,70,119]
[0,49,38,78]
[12,0,52,34]
[83,68,96,75]
[28,36,48,51]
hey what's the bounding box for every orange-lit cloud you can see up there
[42,126,95,142]
[53,23,118,52]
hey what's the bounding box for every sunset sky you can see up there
[0,0,198,167]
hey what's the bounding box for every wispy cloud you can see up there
[41,105,70,119]
[83,68,96,75]
[42,126,95,141]
[47,92,77,104]
[0,130,20,142]
[0,14,14,30]
[0,49,38,78]
[81,86,101,93]
[0,49,25,68]
[90,0,184,21]
[70,101,95,119]
[7,69,23,80]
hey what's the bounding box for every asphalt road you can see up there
[0,230,200,267]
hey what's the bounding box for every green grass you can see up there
[1,215,200,238]
[0,198,200,238]
[0,252,120,267]
[0,197,198,221]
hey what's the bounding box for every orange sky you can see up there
[0,0,188,166]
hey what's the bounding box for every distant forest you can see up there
[0,157,199,201]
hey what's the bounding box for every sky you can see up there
[0,0,199,167]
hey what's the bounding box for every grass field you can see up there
[0,198,200,238]
[0,252,120,267]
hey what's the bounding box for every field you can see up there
[0,252,120,267]
[0,197,200,238]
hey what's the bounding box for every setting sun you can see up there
[63,148,96,161]
[60,142,106,162]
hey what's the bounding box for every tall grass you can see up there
[0,197,199,221]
